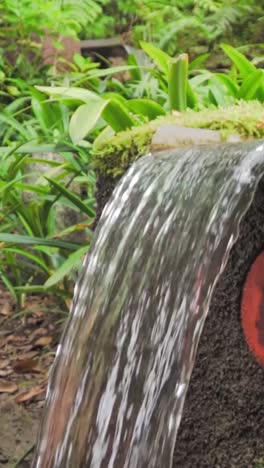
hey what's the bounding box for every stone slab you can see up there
[151,124,242,150]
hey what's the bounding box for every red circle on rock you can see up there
[241,252,264,366]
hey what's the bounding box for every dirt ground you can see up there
[0,290,65,467]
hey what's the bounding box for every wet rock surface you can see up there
[174,179,264,467]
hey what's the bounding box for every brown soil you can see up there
[0,401,38,467]
[0,290,64,467]
[174,179,264,468]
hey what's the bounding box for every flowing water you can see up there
[33,141,264,468]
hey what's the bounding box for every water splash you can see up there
[33,141,264,468]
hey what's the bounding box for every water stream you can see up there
[33,141,264,468]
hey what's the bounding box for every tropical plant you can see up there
[1,36,264,307]
[0,0,106,83]
[0,141,95,306]
[36,42,264,149]
[0,88,97,306]
[140,41,264,109]
[97,0,264,55]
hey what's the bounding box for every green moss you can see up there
[93,101,264,178]
[255,458,264,468]
[92,120,159,178]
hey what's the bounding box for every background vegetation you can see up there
[0,0,264,309]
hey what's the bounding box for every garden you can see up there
[1,0,264,466]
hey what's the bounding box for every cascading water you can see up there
[33,140,264,468]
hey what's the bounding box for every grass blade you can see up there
[45,177,96,218]
[44,245,88,288]
[0,233,80,250]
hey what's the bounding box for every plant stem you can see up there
[168,54,188,112]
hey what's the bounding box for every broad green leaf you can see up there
[238,70,264,100]
[36,86,100,104]
[69,100,108,144]
[44,245,88,288]
[189,53,210,71]
[45,177,96,218]
[140,41,170,75]
[190,72,212,88]
[126,99,166,120]
[186,81,200,109]
[127,54,142,81]
[101,92,127,105]
[87,65,140,79]
[214,74,239,97]
[31,97,64,133]
[208,84,228,107]
[102,99,135,132]
[221,44,256,79]
[256,85,264,102]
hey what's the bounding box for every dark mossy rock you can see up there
[174,178,264,468]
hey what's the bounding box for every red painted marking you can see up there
[241,252,264,366]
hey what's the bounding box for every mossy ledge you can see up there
[93,101,264,179]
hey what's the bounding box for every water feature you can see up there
[33,141,264,468]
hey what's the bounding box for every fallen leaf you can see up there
[34,336,52,347]
[0,302,11,316]
[0,381,18,394]
[16,344,34,354]
[0,359,9,369]
[0,369,12,377]
[15,385,45,403]
[0,338,6,348]
[16,351,38,361]
[6,335,26,345]
[31,328,48,338]
[32,310,44,318]
[13,358,42,374]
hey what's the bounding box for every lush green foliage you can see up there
[36,43,264,148]
[94,0,264,54]
[0,137,95,306]
[0,0,106,82]
[1,0,264,308]
[0,79,96,305]
[1,39,263,301]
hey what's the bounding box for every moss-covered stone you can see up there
[92,120,157,178]
[93,101,264,179]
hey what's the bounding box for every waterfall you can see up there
[33,141,264,468]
